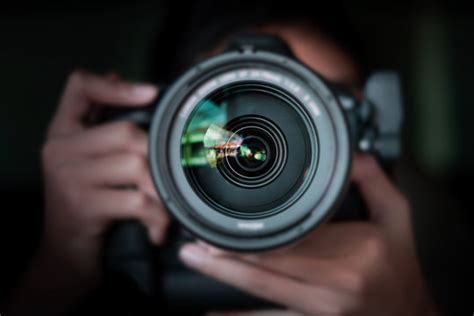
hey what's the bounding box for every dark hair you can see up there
[151,0,368,84]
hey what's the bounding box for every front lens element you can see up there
[181,83,313,218]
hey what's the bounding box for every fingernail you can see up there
[179,243,208,267]
[198,241,226,256]
[131,84,158,99]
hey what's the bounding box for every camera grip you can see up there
[103,220,155,295]
[103,221,277,313]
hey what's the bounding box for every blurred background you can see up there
[0,0,473,314]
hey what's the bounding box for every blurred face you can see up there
[259,22,360,86]
[207,22,360,87]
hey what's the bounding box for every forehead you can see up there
[260,23,360,85]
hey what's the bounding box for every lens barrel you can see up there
[149,49,351,251]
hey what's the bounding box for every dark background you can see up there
[1,0,473,315]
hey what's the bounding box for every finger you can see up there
[70,153,156,197]
[198,241,343,283]
[351,154,410,236]
[84,189,169,244]
[43,121,148,165]
[179,243,340,315]
[248,222,376,260]
[197,241,234,256]
[206,309,303,316]
[49,70,157,137]
[239,253,348,287]
[200,222,377,260]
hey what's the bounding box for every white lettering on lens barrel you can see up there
[237,221,264,230]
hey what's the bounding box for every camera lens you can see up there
[149,51,351,251]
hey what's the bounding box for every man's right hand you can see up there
[6,70,169,315]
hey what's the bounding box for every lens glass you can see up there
[181,83,314,218]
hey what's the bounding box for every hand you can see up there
[180,155,439,316]
[6,71,169,315]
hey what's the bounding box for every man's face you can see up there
[205,22,360,89]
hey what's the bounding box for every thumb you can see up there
[351,154,411,241]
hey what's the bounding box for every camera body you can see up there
[102,34,403,313]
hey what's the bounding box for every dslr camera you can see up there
[102,34,403,313]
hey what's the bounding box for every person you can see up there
[4,3,440,316]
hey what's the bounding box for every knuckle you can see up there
[117,122,147,153]
[56,166,82,203]
[302,300,320,315]
[55,163,75,181]
[397,194,410,211]
[325,302,347,316]
[332,269,369,314]
[67,69,88,86]
[127,153,148,175]
[65,185,83,208]
[117,122,141,142]
[363,229,388,261]
[158,210,170,227]
[128,192,151,211]
[41,141,58,166]
[152,202,168,220]
[344,269,367,297]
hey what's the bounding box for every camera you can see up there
[102,34,403,312]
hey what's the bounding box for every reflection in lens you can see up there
[203,124,242,168]
[180,99,267,170]
[181,100,228,168]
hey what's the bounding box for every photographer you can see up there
[4,1,440,315]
